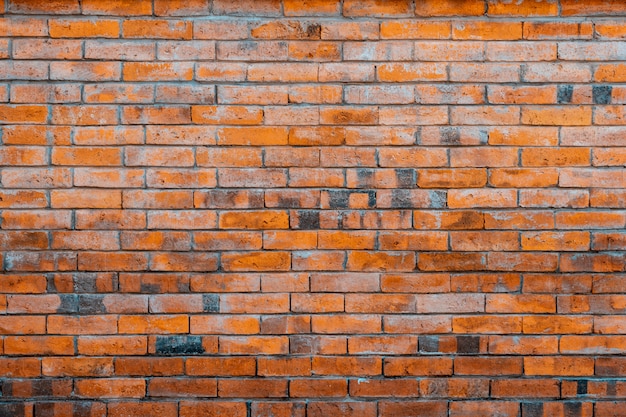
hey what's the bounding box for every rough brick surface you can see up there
[1,0,626,415]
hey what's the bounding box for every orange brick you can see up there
[75,378,145,398]
[453,21,522,40]
[42,357,114,377]
[192,105,263,125]
[384,357,452,376]
[416,0,484,15]
[123,19,191,39]
[82,0,152,15]
[455,357,522,376]
[51,189,122,209]
[289,41,341,62]
[14,38,82,60]
[49,18,119,38]
[154,0,209,15]
[9,0,79,13]
[378,63,448,82]
[284,0,340,16]
[50,62,121,81]
[524,21,593,40]
[522,231,590,251]
[524,356,594,376]
[217,127,288,146]
[488,0,558,16]
[124,62,193,81]
[251,20,321,40]
[561,0,626,16]
[221,251,291,272]
[381,21,450,39]
[5,336,74,355]
[0,105,47,124]
[10,83,79,104]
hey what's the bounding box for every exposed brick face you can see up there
[1,0,625,415]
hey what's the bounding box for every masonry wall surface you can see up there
[1,0,626,416]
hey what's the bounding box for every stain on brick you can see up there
[394,168,415,188]
[155,336,204,355]
[564,401,583,417]
[456,336,480,354]
[592,85,612,104]
[440,127,461,145]
[389,189,413,208]
[306,23,322,38]
[355,168,374,188]
[0,403,23,417]
[327,190,350,209]
[78,294,106,314]
[34,403,55,417]
[419,335,439,353]
[294,210,320,229]
[57,294,79,313]
[31,380,55,397]
[521,402,544,417]
[72,273,101,293]
[429,190,447,209]
[1,382,12,397]
[46,275,58,293]
[139,283,162,293]
[199,190,265,208]
[74,402,100,417]
[202,294,219,312]
[557,85,574,104]
[576,379,588,395]
[607,380,617,397]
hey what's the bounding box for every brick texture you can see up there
[1,0,626,415]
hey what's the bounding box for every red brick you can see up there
[0,316,45,335]
[9,0,79,14]
[124,62,193,81]
[5,336,74,356]
[0,358,41,377]
[108,402,178,417]
[77,336,147,356]
[312,356,381,376]
[491,379,561,398]
[524,356,594,376]
[194,21,248,40]
[488,0,558,16]
[42,357,113,377]
[450,402,519,417]
[180,402,246,417]
[319,63,375,82]
[49,18,119,38]
[284,0,340,16]
[149,378,216,397]
[84,39,156,60]
[561,0,626,15]
[384,357,453,376]
[219,336,288,355]
[453,21,522,40]
[524,22,593,40]
[123,19,191,39]
[453,316,522,334]
[75,378,145,398]
[455,357,522,376]
[47,315,117,335]
[489,335,559,355]
[257,357,311,376]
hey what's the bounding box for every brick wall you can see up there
[1,0,626,415]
